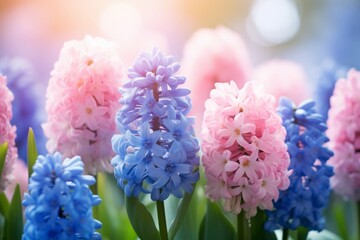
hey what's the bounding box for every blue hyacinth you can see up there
[22,152,102,240]
[0,58,47,160]
[111,49,200,201]
[313,59,347,120]
[265,97,334,232]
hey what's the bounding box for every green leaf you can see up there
[333,200,348,240]
[199,213,206,240]
[126,196,160,240]
[97,173,136,240]
[168,191,194,240]
[27,128,38,177]
[0,142,8,178]
[296,226,308,240]
[173,171,207,240]
[250,210,277,240]
[173,185,206,240]
[198,201,235,240]
[4,185,23,240]
[0,212,4,240]
[0,193,9,216]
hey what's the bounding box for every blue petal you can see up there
[153,156,168,168]
[150,144,167,157]
[153,175,169,188]
[136,148,148,160]
[175,164,192,174]
[128,132,142,147]
[170,173,181,188]
[298,99,315,111]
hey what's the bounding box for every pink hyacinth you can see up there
[201,81,290,218]
[252,59,310,105]
[43,36,123,175]
[182,26,252,135]
[0,75,18,192]
[5,159,28,200]
[327,68,360,200]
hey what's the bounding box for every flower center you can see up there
[77,78,85,88]
[242,159,250,167]
[173,131,182,140]
[235,128,241,135]
[86,107,92,114]
[86,58,94,66]
[143,140,152,149]
[166,164,174,173]
[147,99,155,108]
[144,154,152,163]
[221,180,226,186]
[58,207,67,219]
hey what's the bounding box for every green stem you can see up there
[237,213,243,240]
[157,201,168,240]
[296,226,308,240]
[282,228,289,240]
[238,211,250,240]
[357,201,360,240]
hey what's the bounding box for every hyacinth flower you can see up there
[313,59,347,120]
[0,75,18,192]
[327,69,360,238]
[22,152,101,239]
[181,26,252,135]
[43,35,123,175]
[112,49,200,240]
[4,158,28,200]
[0,57,47,161]
[265,97,334,239]
[201,81,290,239]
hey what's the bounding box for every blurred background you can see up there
[1,0,359,84]
[0,0,359,153]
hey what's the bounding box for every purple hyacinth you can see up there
[0,58,47,160]
[111,49,199,201]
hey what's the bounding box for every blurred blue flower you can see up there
[112,49,199,201]
[325,2,360,69]
[0,58,47,161]
[22,152,101,240]
[312,59,347,120]
[265,97,334,232]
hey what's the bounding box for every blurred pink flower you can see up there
[0,75,18,192]
[202,81,290,218]
[98,1,169,68]
[252,59,310,105]
[181,26,252,134]
[43,36,123,175]
[327,68,360,200]
[5,159,28,200]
